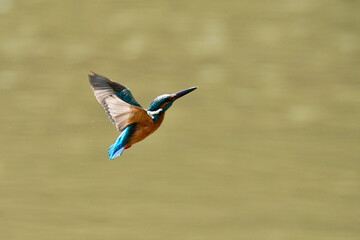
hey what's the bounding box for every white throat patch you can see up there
[147,109,162,119]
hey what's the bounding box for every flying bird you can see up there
[88,71,197,159]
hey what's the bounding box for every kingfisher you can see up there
[88,71,197,160]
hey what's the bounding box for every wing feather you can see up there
[88,71,152,131]
[88,71,142,107]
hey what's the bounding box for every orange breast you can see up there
[126,114,165,147]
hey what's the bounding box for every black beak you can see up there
[170,86,198,101]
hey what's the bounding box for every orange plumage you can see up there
[88,71,197,159]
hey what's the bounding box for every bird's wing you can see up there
[89,71,152,131]
[88,71,142,107]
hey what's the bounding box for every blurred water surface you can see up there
[0,0,359,239]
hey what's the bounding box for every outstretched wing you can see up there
[88,71,152,131]
[88,71,142,107]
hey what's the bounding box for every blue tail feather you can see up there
[108,143,125,160]
[107,125,134,160]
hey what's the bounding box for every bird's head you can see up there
[147,86,197,122]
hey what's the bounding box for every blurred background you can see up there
[0,0,359,239]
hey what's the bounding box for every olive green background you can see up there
[0,0,359,239]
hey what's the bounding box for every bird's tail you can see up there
[107,125,133,160]
[108,142,125,160]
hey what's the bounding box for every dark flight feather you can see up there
[88,71,150,131]
[88,71,142,108]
